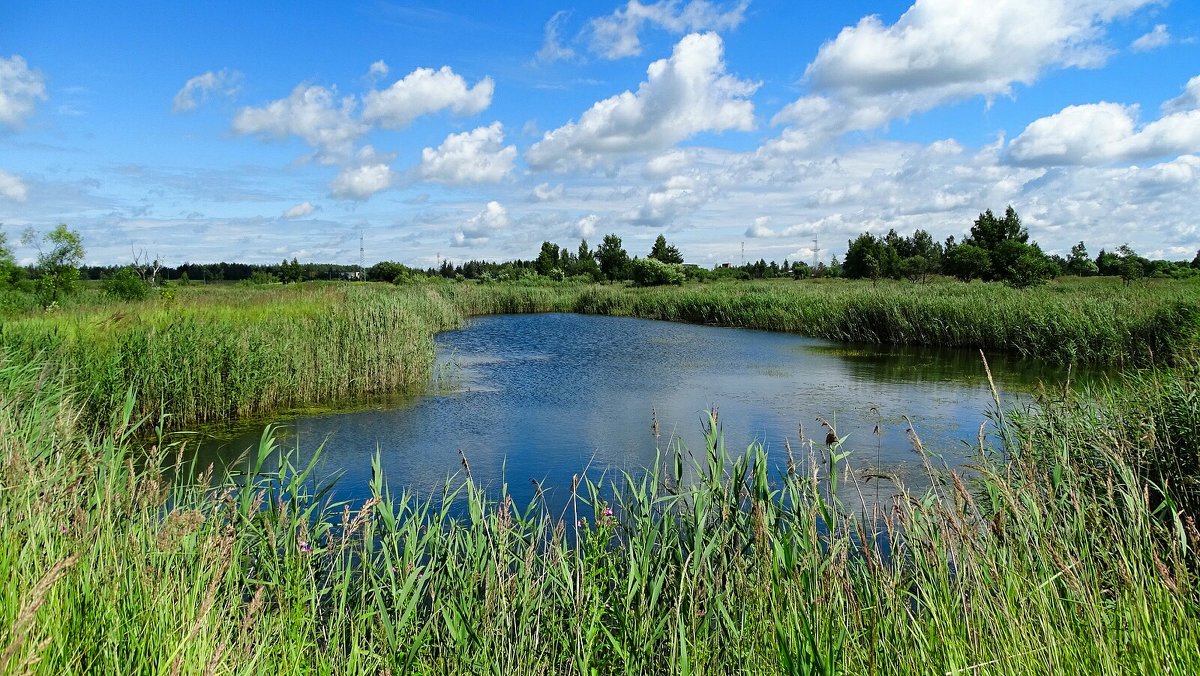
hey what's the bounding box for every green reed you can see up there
[2,344,1197,673]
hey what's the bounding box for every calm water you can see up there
[192,314,1081,510]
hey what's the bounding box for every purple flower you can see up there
[298,539,312,554]
[603,507,614,518]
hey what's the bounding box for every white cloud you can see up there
[745,216,775,238]
[417,122,516,184]
[233,84,367,163]
[331,162,394,200]
[368,60,389,79]
[173,69,238,113]
[282,201,316,219]
[644,150,690,178]
[589,0,749,59]
[0,55,47,129]
[768,0,1161,149]
[526,32,757,171]
[454,200,508,246]
[362,66,493,129]
[574,213,601,238]
[532,182,564,201]
[1007,96,1200,166]
[0,169,28,202]
[537,11,577,63]
[1131,24,1171,52]
[1163,75,1200,114]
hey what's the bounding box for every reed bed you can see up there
[1,347,1197,673]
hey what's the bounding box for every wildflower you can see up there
[603,507,613,518]
[298,539,312,554]
[577,518,586,529]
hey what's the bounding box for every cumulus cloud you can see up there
[453,200,508,246]
[589,0,749,59]
[417,122,516,184]
[745,216,775,238]
[1131,24,1171,52]
[282,201,317,219]
[173,69,239,112]
[574,213,601,238]
[368,60,389,79]
[531,182,564,201]
[233,84,367,163]
[0,55,47,129]
[1007,87,1200,166]
[331,153,394,200]
[1163,75,1200,114]
[526,32,757,171]
[362,66,493,129]
[765,0,1161,154]
[0,169,28,202]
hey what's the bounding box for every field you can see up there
[1,276,1199,672]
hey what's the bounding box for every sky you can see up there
[1,0,1199,268]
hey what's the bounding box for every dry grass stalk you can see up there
[0,554,79,671]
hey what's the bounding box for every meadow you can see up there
[1,275,1199,672]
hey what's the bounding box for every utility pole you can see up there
[740,241,744,267]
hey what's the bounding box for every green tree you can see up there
[842,232,884,280]
[535,241,562,277]
[24,224,85,306]
[0,228,16,286]
[943,244,990,282]
[1116,244,1145,286]
[1191,249,1200,270]
[1067,241,1098,276]
[573,239,601,280]
[596,234,629,281]
[648,234,683,265]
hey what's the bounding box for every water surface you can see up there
[193,314,1081,511]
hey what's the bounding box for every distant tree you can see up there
[1067,241,1098,276]
[842,232,884,280]
[596,234,629,281]
[790,261,811,280]
[943,244,990,282]
[648,234,683,265]
[535,241,562,277]
[909,229,943,272]
[0,228,15,286]
[1191,249,1200,270]
[899,255,931,283]
[573,239,601,280]
[23,224,85,306]
[1116,244,1144,286]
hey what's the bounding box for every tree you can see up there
[899,255,931,283]
[23,224,85,306]
[535,241,562,277]
[1191,249,1200,270]
[573,239,601,280]
[1116,244,1145,286]
[648,234,683,265]
[596,234,629,281]
[0,228,15,286]
[842,232,884,280]
[943,244,990,282]
[1067,241,1098,276]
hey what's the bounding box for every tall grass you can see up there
[2,346,1198,673]
[1,276,1196,430]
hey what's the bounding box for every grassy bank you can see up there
[0,277,1196,431]
[1,346,1197,673]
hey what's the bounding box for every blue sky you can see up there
[2,0,1198,267]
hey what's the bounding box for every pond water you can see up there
[191,313,1084,511]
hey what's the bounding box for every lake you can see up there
[192,313,1081,511]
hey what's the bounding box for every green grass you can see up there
[1,277,1197,431]
[1,345,1197,673]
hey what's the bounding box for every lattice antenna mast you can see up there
[812,237,820,268]
[359,229,365,272]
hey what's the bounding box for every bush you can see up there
[101,266,151,301]
[628,258,685,286]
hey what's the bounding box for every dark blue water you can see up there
[192,314,1072,511]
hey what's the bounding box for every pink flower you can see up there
[603,507,613,518]
[298,539,312,554]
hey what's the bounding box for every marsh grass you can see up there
[2,346,1198,674]
[1,277,1196,431]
